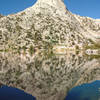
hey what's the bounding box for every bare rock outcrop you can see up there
[0,0,100,51]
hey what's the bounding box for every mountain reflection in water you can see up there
[0,52,100,100]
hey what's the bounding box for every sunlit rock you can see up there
[0,0,100,51]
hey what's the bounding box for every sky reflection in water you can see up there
[1,81,100,100]
[65,81,100,100]
[0,85,36,100]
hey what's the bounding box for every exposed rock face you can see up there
[0,53,100,100]
[0,0,100,50]
[74,15,100,42]
[37,0,66,11]
[0,1,100,99]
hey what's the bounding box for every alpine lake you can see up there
[0,48,100,100]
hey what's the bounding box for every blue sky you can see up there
[0,0,100,19]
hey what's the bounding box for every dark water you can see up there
[1,81,100,100]
[0,52,100,100]
[0,85,36,100]
[65,81,100,100]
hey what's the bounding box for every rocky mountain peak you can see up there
[37,0,65,6]
[34,0,67,14]
[0,0,100,52]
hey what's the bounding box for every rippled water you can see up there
[0,52,100,100]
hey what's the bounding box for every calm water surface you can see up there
[65,81,100,100]
[0,52,100,100]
